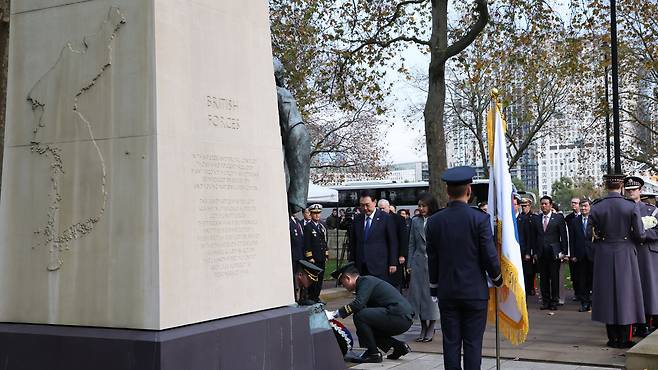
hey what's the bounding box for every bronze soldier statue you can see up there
[274,58,310,214]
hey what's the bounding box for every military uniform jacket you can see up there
[635,202,658,315]
[425,201,501,301]
[533,212,568,259]
[568,214,593,261]
[290,217,305,263]
[304,221,328,262]
[589,192,646,324]
[337,275,414,320]
[517,212,534,256]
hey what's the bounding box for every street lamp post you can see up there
[604,63,612,175]
[609,0,622,174]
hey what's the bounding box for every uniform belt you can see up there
[596,236,629,242]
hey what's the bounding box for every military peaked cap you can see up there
[298,260,323,282]
[624,176,644,190]
[331,262,358,281]
[441,166,476,185]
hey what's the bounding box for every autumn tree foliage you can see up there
[571,0,658,173]
[444,1,592,175]
[271,0,491,201]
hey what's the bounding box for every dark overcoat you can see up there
[407,216,440,320]
[589,192,646,325]
[635,202,658,316]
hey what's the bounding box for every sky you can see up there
[381,0,572,165]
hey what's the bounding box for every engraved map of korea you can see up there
[27,7,126,271]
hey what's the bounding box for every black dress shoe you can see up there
[618,340,636,349]
[549,305,558,311]
[540,304,550,310]
[578,305,588,312]
[421,336,433,343]
[387,343,411,360]
[351,351,382,363]
[606,339,619,348]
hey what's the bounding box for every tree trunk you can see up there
[477,135,488,177]
[0,0,9,193]
[424,0,449,206]
[424,64,448,206]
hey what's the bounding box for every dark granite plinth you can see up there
[0,306,344,370]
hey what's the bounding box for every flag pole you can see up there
[490,89,501,370]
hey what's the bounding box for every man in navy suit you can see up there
[426,166,502,370]
[349,190,399,283]
[568,198,594,312]
[533,196,568,310]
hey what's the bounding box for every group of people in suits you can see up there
[516,194,594,312]
[291,166,658,367]
[517,174,658,348]
[339,166,503,369]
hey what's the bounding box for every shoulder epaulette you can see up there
[591,198,604,205]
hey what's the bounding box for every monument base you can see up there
[0,306,344,370]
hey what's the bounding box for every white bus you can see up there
[321,179,490,215]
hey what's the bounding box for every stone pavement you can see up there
[347,352,619,369]
[321,287,629,369]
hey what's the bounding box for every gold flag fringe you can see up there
[487,223,529,345]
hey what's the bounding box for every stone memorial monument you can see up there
[0,1,342,369]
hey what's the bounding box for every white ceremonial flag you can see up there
[486,95,529,345]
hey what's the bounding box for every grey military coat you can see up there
[636,202,658,316]
[589,192,646,325]
[407,216,440,321]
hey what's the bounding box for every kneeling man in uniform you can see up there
[329,263,413,363]
[295,260,324,306]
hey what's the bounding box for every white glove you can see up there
[325,310,339,320]
[431,296,438,303]
[642,216,658,229]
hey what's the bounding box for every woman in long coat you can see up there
[407,193,441,342]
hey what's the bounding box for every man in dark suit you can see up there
[565,197,581,302]
[568,198,594,312]
[533,195,568,310]
[426,166,503,370]
[304,204,329,302]
[518,198,535,295]
[349,190,399,283]
[378,199,408,289]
